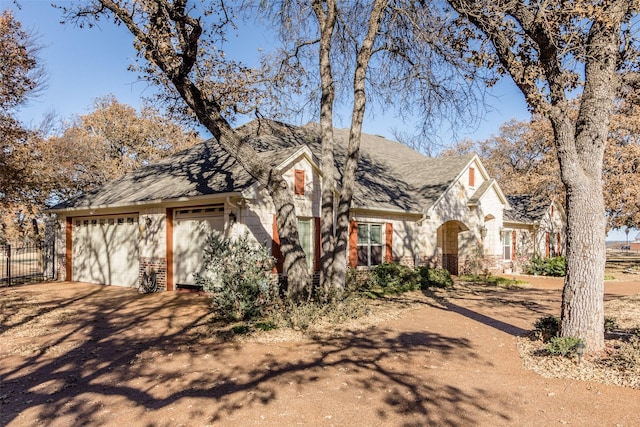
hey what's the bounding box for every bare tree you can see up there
[447,0,640,352]
[259,0,488,291]
[60,0,311,301]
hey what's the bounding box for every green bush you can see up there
[371,263,421,294]
[534,315,560,342]
[546,336,583,357]
[195,232,279,321]
[346,263,453,297]
[525,256,566,277]
[418,266,454,289]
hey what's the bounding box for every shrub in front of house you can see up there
[350,263,453,297]
[525,256,566,277]
[371,262,421,294]
[418,266,454,289]
[195,232,278,321]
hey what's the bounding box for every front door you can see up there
[440,222,460,276]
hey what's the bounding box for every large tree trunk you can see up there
[560,179,606,350]
[553,5,623,352]
[332,0,388,288]
[313,0,339,296]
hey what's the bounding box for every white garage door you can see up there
[72,215,139,287]
[173,207,225,286]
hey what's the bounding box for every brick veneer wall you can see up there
[139,257,167,292]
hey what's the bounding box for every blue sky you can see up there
[6,1,633,240]
[9,1,530,139]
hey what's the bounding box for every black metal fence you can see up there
[0,242,55,287]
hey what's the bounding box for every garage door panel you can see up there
[72,215,139,287]
[174,211,224,286]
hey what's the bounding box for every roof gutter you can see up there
[47,192,244,215]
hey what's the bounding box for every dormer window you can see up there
[469,167,475,188]
[294,169,305,195]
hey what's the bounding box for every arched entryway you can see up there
[437,220,470,276]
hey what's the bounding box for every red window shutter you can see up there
[272,215,284,273]
[294,169,305,195]
[511,230,516,261]
[469,167,475,187]
[314,217,321,272]
[385,223,393,262]
[349,221,358,267]
[557,233,561,256]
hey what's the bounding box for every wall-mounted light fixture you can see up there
[145,217,152,227]
[228,212,236,225]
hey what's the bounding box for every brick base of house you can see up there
[139,257,167,292]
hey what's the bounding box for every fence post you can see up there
[6,244,11,287]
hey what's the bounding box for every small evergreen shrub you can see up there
[525,256,566,277]
[534,315,560,342]
[195,232,278,321]
[418,266,454,289]
[546,336,583,357]
[371,263,421,295]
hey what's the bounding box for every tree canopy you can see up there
[0,10,46,243]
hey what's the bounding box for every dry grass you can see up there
[605,295,640,331]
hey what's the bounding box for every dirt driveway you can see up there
[1,277,639,427]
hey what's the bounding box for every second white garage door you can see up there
[173,207,225,286]
[72,215,140,287]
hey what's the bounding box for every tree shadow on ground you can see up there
[421,284,562,336]
[1,282,513,426]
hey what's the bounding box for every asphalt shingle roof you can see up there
[504,195,548,223]
[52,119,475,213]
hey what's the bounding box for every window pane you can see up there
[370,245,383,266]
[298,219,312,268]
[503,230,511,261]
[357,224,369,244]
[370,224,382,244]
[503,246,511,261]
[357,247,369,266]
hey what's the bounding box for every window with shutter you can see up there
[356,223,384,266]
[469,167,475,187]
